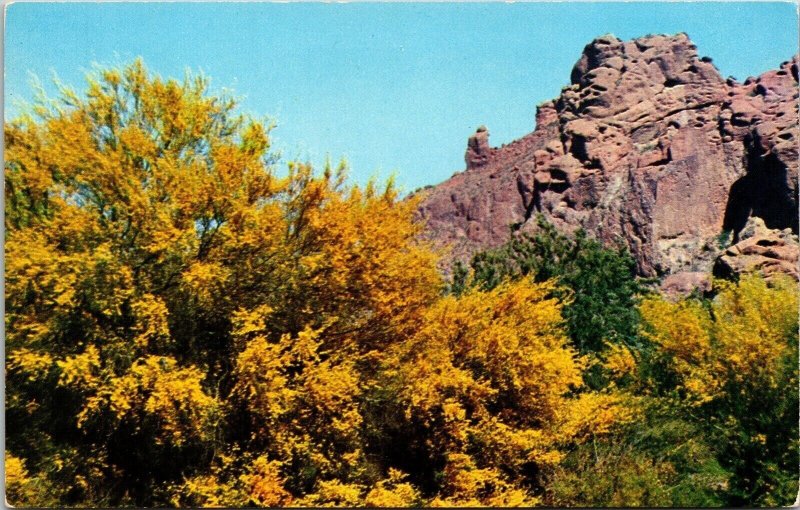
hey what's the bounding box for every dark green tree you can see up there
[467,216,644,353]
[446,261,470,297]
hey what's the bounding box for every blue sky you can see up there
[5,2,798,192]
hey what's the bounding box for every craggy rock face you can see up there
[417,33,799,278]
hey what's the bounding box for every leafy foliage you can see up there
[5,60,438,506]
[639,275,799,506]
[5,61,798,508]
[392,279,635,506]
[467,216,644,353]
[548,410,729,507]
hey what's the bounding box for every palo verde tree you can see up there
[5,59,444,506]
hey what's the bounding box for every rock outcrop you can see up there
[660,271,712,299]
[714,217,799,281]
[417,33,799,279]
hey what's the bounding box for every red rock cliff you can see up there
[417,33,799,278]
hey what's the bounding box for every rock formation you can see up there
[417,33,799,281]
[660,271,712,300]
[714,217,799,281]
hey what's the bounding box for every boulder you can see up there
[660,271,713,299]
[714,217,799,281]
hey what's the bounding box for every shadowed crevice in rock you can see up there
[744,152,798,234]
[723,176,754,240]
[724,133,799,242]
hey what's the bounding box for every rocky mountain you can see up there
[417,33,799,286]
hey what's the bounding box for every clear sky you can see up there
[5,2,799,192]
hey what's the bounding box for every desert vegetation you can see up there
[5,61,798,507]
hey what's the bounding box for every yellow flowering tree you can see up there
[639,275,799,506]
[387,279,635,506]
[5,60,443,506]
